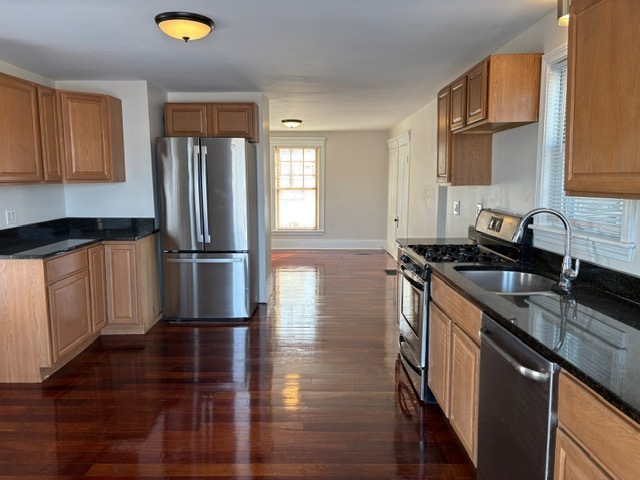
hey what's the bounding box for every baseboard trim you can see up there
[271,239,385,249]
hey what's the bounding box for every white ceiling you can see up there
[0,0,555,132]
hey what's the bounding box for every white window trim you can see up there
[270,136,326,235]
[534,45,637,263]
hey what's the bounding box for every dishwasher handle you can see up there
[481,328,550,383]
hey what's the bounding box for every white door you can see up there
[386,142,399,257]
[386,132,411,258]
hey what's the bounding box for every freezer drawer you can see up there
[162,253,256,320]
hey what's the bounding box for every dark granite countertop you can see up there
[429,261,640,425]
[0,217,157,259]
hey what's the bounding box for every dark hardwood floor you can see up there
[0,250,475,479]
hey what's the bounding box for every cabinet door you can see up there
[88,245,107,333]
[164,103,208,137]
[449,76,466,131]
[59,91,124,182]
[0,73,43,183]
[428,303,451,415]
[48,270,92,362]
[37,86,63,182]
[565,0,640,198]
[437,87,451,183]
[105,243,138,325]
[209,103,258,142]
[466,60,488,126]
[554,429,611,480]
[449,325,480,465]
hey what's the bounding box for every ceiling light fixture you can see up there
[155,12,215,42]
[281,119,302,128]
[557,0,570,26]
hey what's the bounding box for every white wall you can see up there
[270,130,389,249]
[56,80,156,218]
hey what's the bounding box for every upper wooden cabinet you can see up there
[466,60,489,126]
[58,91,125,183]
[0,73,43,183]
[449,77,467,131]
[164,102,259,143]
[37,86,63,182]
[447,53,542,134]
[437,88,452,183]
[437,85,492,186]
[565,0,640,198]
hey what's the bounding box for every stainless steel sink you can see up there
[454,268,558,295]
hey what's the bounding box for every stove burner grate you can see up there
[407,244,503,264]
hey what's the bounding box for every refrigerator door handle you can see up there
[166,258,244,264]
[200,146,212,244]
[193,145,204,243]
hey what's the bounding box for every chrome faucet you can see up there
[513,208,580,293]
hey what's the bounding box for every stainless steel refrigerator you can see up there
[156,137,258,320]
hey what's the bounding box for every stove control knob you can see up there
[411,264,422,275]
[400,255,411,263]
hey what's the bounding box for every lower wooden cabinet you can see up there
[47,269,92,362]
[555,371,640,480]
[88,245,107,333]
[449,324,480,462]
[103,233,161,334]
[554,429,610,480]
[428,303,451,415]
[0,246,101,382]
[429,275,482,466]
[0,235,160,383]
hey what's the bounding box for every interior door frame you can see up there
[386,131,411,258]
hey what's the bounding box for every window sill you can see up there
[530,224,636,263]
[272,230,325,236]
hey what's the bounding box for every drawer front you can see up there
[431,275,482,345]
[45,249,89,284]
[558,372,640,480]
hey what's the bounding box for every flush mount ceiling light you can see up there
[557,0,570,26]
[155,12,215,42]
[281,119,302,128]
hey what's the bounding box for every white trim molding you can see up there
[270,136,326,234]
[531,225,636,263]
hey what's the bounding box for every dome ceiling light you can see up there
[557,0,569,26]
[281,119,303,128]
[155,12,215,42]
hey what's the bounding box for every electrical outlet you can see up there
[453,200,461,216]
[5,209,16,225]
[334,227,340,235]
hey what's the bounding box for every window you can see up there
[535,46,636,263]
[271,137,325,233]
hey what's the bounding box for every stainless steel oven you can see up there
[397,247,434,403]
[398,264,426,364]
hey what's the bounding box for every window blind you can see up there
[541,60,625,239]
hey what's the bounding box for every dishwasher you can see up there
[477,313,560,480]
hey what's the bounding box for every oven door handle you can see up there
[400,266,424,291]
[398,336,421,375]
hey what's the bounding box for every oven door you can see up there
[398,266,426,367]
